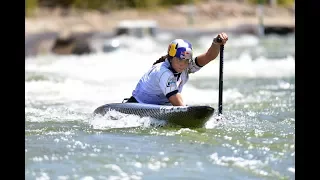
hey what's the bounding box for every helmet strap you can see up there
[167,57,180,76]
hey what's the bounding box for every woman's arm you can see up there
[168,93,185,106]
[196,32,228,67]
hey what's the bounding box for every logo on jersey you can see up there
[166,77,176,87]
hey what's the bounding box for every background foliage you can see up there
[26,0,295,17]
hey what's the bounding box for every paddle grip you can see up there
[216,37,222,43]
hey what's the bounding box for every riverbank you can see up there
[25,1,294,36]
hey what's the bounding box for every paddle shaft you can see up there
[217,38,224,115]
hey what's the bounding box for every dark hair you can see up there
[152,55,172,65]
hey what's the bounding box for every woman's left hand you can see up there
[213,32,228,45]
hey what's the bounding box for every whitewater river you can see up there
[25,33,295,180]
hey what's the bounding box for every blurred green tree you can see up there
[26,0,294,17]
[26,0,38,16]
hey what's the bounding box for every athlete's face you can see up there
[171,57,189,73]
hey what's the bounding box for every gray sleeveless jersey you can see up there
[132,58,202,105]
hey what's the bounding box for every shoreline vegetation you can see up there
[25,0,295,35]
[26,0,294,16]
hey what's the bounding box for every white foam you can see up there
[90,111,166,130]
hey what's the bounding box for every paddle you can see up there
[216,37,224,116]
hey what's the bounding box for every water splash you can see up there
[89,110,167,130]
